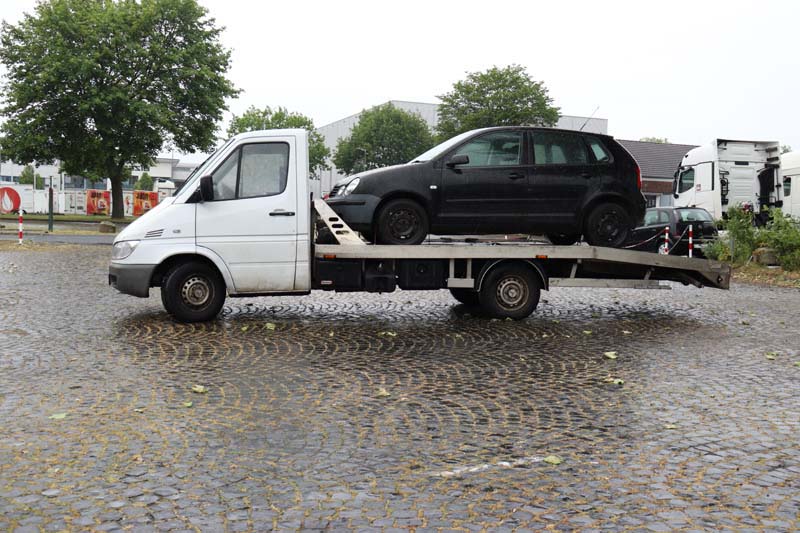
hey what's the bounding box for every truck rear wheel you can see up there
[449,287,480,306]
[478,263,541,320]
[161,261,226,323]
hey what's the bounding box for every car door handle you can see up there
[508,172,525,180]
[580,172,592,178]
[269,210,295,216]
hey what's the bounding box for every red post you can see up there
[18,210,23,245]
[659,226,670,254]
[688,224,693,258]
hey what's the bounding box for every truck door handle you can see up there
[508,172,525,180]
[269,210,295,216]
[580,172,592,178]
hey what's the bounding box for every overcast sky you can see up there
[2,0,799,159]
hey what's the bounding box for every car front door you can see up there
[438,130,531,233]
[529,130,598,230]
[196,137,298,293]
[628,208,670,251]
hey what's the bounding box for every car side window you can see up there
[658,211,671,225]
[643,210,660,226]
[678,168,695,193]
[210,143,289,201]
[239,143,289,198]
[452,131,522,167]
[533,131,588,165]
[586,136,611,163]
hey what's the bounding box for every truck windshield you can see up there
[409,129,490,163]
[180,138,235,191]
[677,208,713,222]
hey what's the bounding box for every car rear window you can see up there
[677,208,713,222]
[586,136,611,163]
[533,131,588,165]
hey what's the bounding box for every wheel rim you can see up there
[496,276,528,311]
[387,207,421,241]
[595,209,623,243]
[181,275,212,308]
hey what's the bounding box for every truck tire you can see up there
[449,287,480,306]
[161,261,226,323]
[584,203,632,248]
[375,199,429,245]
[478,263,541,320]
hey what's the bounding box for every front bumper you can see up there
[109,263,156,298]
[325,194,382,233]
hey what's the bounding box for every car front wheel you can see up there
[375,199,429,245]
[584,203,632,248]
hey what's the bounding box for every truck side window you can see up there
[784,177,791,197]
[678,168,695,193]
[239,143,290,198]
[211,149,239,201]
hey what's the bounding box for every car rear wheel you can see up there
[449,288,480,306]
[161,261,226,323]
[547,233,580,246]
[478,263,541,320]
[375,199,429,245]
[584,203,632,248]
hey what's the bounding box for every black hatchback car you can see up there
[625,207,718,256]
[326,127,646,247]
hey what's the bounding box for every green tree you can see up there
[134,172,154,191]
[781,145,792,154]
[18,165,34,185]
[227,106,330,176]
[0,0,238,219]
[640,137,669,143]
[436,65,560,140]
[333,104,434,175]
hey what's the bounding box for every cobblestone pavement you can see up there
[1,245,799,532]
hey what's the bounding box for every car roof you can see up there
[474,126,614,140]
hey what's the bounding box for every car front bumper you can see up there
[109,263,155,298]
[325,194,382,234]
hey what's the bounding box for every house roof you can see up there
[618,140,698,180]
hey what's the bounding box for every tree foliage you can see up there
[134,172,154,191]
[436,65,560,140]
[781,145,792,154]
[0,0,238,218]
[227,106,330,176]
[333,104,434,175]
[18,165,34,185]
[640,137,668,143]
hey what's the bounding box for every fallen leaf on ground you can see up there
[183,401,193,408]
[48,413,67,420]
[265,323,276,331]
[328,331,334,337]
[603,377,625,385]
[191,385,208,394]
[543,455,563,465]
[375,387,391,398]
[240,325,248,332]
[622,330,632,335]
[664,424,678,429]
[583,330,592,335]
[604,351,618,359]
[378,331,397,337]
[765,352,777,360]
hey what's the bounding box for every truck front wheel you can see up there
[161,261,226,323]
[479,263,541,320]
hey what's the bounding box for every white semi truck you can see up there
[673,139,782,223]
[108,129,730,323]
[781,151,800,218]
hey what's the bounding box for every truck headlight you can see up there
[342,178,360,196]
[112,240,140,260]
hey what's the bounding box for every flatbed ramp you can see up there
[313,199,731,291]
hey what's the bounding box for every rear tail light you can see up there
[636,165,642,190]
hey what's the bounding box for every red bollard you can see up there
[18,210,23,245]
[659,226,670,254]
[688,225,693,258]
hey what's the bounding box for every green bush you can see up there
[703,239,731,261]
[724,206,757,264]
[760,209,800,271]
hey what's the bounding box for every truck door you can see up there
[196,137,298,293]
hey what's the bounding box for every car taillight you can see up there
[636,165,642,190]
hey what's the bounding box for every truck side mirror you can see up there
[446,154,470,168]
[199,175,214,202]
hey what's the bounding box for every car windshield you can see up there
[409,129,490,162]
[677,208,713,222]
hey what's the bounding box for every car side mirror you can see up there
[673,193,679,199]
[199,175,214,202]
[446,154,469,168]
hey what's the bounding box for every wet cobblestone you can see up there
[1,245,799,531]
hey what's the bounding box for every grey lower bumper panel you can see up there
[108,264,155,298]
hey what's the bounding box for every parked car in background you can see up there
[626,207,718,256]
[326,127,646,247]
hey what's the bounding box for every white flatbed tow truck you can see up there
[108,129,730,322]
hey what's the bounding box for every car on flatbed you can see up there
[326,126,646,247]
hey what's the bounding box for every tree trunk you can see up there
[110,175,125,220]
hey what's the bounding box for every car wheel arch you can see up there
[151,253,232,293]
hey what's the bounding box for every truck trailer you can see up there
[108,129,730,323]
